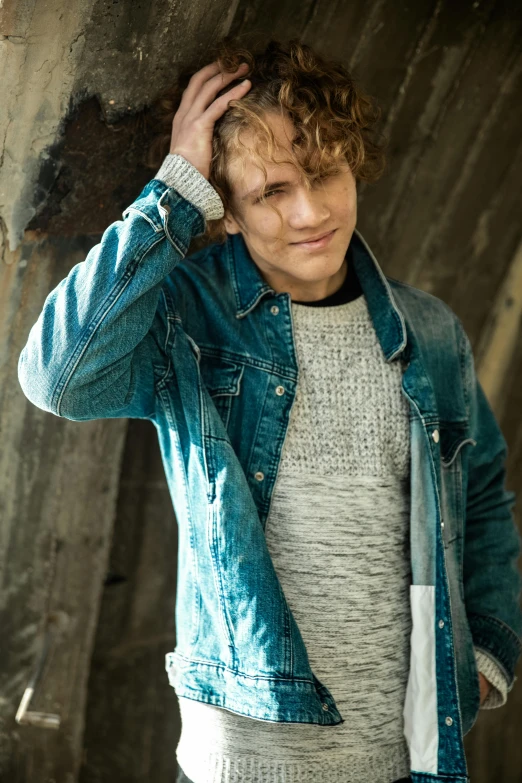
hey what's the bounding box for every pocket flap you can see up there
[199,354,243,397]
[439,420,476,467]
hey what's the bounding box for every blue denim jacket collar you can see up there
[228,226,438,420]
[227,232,275,319]
[228,228,407,360]
[350,230,407,362]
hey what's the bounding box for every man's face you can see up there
[223,111,357,299]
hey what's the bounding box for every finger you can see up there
[185,63,249,120]
[186,63,250,119]
[176,61,222,118]
[202,78,251,124]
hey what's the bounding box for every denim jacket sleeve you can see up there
[457,319,522,690]
[18,179,206,421]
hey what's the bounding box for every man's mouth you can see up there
[291,230,336,249]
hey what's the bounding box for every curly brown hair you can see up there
[147,37,387,244]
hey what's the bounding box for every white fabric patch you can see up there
[403,584,438,773]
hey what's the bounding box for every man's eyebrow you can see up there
[242,180,293,202]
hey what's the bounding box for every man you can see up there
[18,39,522,783]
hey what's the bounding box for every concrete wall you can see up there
[0,1,237,780]
[1,1,521,780]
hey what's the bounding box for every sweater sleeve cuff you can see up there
[155,153,225,222]
[474,647,509,709]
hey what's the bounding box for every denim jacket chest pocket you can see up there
[438,421,477,596]
[198,353,245,434]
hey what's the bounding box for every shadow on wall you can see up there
[27,96,156,239]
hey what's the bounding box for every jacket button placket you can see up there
[247,296,297,532]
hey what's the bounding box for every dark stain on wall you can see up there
[27,97,155,237]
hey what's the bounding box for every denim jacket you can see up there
[18,178,522,783]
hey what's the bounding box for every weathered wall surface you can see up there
[79,420,180,783]
[0,1,237,781]
[1,0,522,781]
[0,0,239,251]
[0,0,94,250]
[0,233,129,783]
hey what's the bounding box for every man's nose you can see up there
[287,187,330,227]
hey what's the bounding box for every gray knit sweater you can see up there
[154,154,509,783]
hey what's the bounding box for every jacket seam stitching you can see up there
[467,611,522,648]
[122,205,163,233]
[170,651,315,684]
[52,234,164,415]
[197,345,298,381]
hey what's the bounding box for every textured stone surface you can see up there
[0,234,127,782]
[0,1,237,781]
[0,0,238,250]
[1,0,522,781]
[25,96,154,237]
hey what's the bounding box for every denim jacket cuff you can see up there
[468,611,522,689]
[125,179,207,249]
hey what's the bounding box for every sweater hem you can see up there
[176,739,411,783]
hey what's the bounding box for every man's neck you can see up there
[263,257,349,302]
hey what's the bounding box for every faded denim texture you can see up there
[18,179,522,783]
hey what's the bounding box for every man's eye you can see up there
[257,176,333,202]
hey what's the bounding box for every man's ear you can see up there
[223,209,243,235]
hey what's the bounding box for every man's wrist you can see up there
[474,647,509,709]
